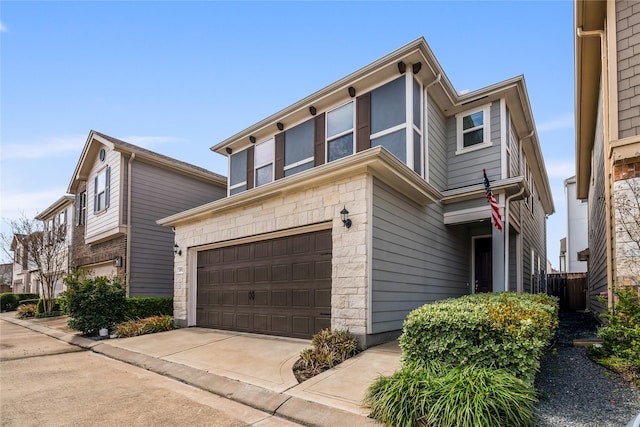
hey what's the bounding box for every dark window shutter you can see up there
[314,113,326,167]
[75,194,81,225]
[246,146,254,190]
[105,167,111,209]
[275,133,285,180]
[356,92,371,152]
[93,176,98,213]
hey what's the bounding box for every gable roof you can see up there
[35,195,75,221]
[210,37,554,214]
[67,130,227,193]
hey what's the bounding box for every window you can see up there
[76,191,87,225]
[456,104,491,154]
[371,77,407,162]
[412,77,422,175]
[285,119,314,176]
[229,150,248,195]
[94,166,111,212]
[327,101,354,162]
[254,138,274,187]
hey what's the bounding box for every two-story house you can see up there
[560,176,588,273]
[33,195,75,297]
[67,130,227,297]
[10,234,33,294]
[159,37,554,347]
[575,0,640,312]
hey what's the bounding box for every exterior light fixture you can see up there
[174,244,182,256]
[340,206,352,229]
[276,122,284,131]
[397,61,407,74]
[348,86,356,98]
[309,106,317,116]
[225,147,233,155]
[249,136,256,143]
[113,256,123,268]
[412,62,422,74]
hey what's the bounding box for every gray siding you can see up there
[616,1,640,139]
[427,94,448,191]
[129,161,226,297]
[519,191,547,293]
[447,102,502,189]
[588,83,608,314]
[371,178,468,334]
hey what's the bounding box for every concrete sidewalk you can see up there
[1,313,400,426]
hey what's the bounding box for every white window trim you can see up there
[455,103,492,155]
[326,100,355,162]
[254,137,274,187]
[228,149,248,196]
[284,157,314,172]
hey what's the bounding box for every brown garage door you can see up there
[196,229,332,339]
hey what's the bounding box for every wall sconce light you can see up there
[397,61,407,74]
[412,62,422,74]
[348,86,356,98]
[225,147,233,155]
[174,244,182,256]
[276,122,284,131]
[309,106,317,116]
[113,256,123,268]
[249,136,256,143]
[340,206,352,229]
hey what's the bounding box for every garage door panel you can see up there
[197,229,332,339]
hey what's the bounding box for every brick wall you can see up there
[617,0,640,139]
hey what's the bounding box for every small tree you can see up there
[1,214,69,312]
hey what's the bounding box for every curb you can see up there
[1,316,378,427]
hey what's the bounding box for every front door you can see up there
[474,237,492,293]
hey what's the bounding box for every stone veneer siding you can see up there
[173,173,371,338]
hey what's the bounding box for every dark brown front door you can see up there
[474,237,492,293]
[196,229,332,339]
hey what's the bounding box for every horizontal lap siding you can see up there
[371,178,468,333]
[129,161,226,296]
[447,102,502,189]
[86,150,121,239]
[428,94,447,191]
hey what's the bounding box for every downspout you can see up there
[505,129,534,292]
[425,73,442,90]
[126,153,135,296]
[577,26,614,309]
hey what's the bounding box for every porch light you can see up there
[340,206,352,229]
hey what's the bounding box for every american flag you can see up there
[483,169,503,231]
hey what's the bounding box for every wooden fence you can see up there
[546,272,588,311]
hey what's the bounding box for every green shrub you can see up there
[60,272,127,335]
[1,293,39,312]
[125,297,173,320]
[36,298,62,314]
[114,315,174,338]
[365,361,537,427]
[294,329,359,381]
[16,303,38,319]
[589,286,640,385]
[399,292,558,385]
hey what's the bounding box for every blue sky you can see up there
[0,1,575,267]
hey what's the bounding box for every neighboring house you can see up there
[10,234,36,294]
[574,0,640,312]
[34,195,75,297]
[0,263,13,293]
[67,130,227,297]
[560,176,588,273]
[159,37,554,347]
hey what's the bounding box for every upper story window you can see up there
[285,119,314,176]
[255,138,274,187]
[229,150,248,196]
[456,104,491,154]
[327,101,354,162]
[412,77,423,176]
[94,166,111,213]
[76,191,87,225]
[371,76,407,162]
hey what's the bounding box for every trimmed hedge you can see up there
[125,297,173,320]
[1,293,39,312]
[399,292,559,385]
